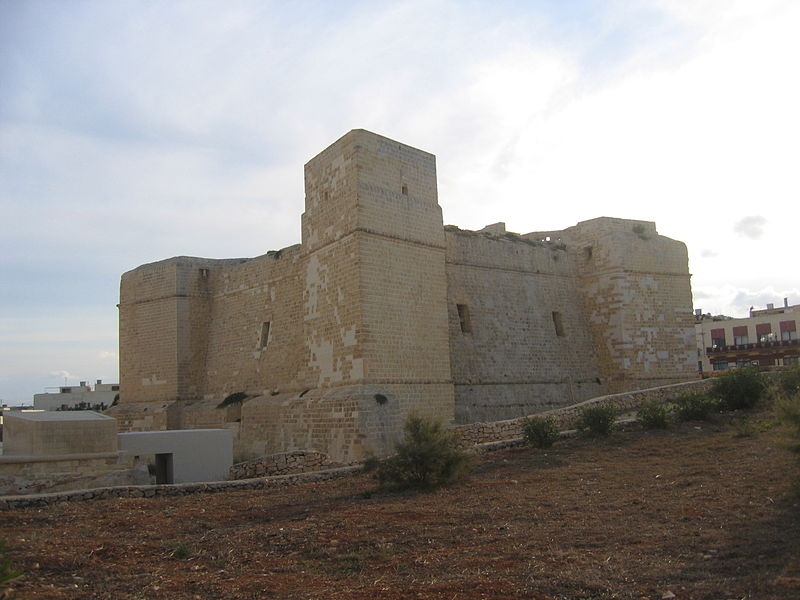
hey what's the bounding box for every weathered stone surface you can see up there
[1,379,720,509]
[229,451,334,480]
[110,130,696,463]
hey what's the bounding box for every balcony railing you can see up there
[706,338,798,354]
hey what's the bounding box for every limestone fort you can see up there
[108,129,696,461]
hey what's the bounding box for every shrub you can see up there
[522,416,560,448]
[674,393,718,421]
[171,542,192,559]
[638,400,669,429]
[217,391,248,409]
[711,367,766,410]
[777,367,800,397]
[776,390,800,436]
[576,404,616,436]
[371,415,473,490]
[0,539,21,588]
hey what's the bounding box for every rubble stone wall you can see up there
[454,378,714,445]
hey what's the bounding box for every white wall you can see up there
[118,429,233,483]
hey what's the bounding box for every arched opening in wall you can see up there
[401,184,408,196]
[584,246,593,260]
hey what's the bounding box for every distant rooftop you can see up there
[4,410,113,422]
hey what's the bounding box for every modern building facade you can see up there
[33,380,120,411]
[696,301,800,374]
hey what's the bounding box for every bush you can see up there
[0,539,21,588]
[171,542,192,559]
[638,400,669,429]
[674,393,718,421]
[711,367,766,410]
[217,391,248,409]
[371,415,473,490]
[776,390,800,435]
[576,404,616,436]
[777,367,800,397]
[522,416,560,448]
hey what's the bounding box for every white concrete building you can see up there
[33,380,120,411]
[695,300,800,374]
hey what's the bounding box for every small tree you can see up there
[576,404,616,436]
[711,367,766,410]
[522,416,560,448]
[371,415,473,490]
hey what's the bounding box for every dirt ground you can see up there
[2,410,800,600]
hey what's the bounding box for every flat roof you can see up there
[4,410,113,422]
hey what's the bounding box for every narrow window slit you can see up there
[457,304,472,333]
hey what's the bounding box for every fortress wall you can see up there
[114,131,696,461]
[445,232,603,422]
[301,132,359,252]
[299,234,364,387]
[119,261,182,402]
[240,129,457,461]
[201,246,306,398]
[345,131,454,422]
[358,234,451,383]
[235,381,454,462]
[564,218,697,391]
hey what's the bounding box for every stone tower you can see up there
[564,217,695,393]
[296,130,455,454]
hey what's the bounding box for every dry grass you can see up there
[3,409,800,599]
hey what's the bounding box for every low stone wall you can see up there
[2,377,728,508]
[455,378,714,445]
[229,451,334,479]
[0,465,361,510]
[0,451,143,496]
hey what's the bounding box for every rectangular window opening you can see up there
[401,184,408,196]
[552,311,565,337]
[260,321,271,348]
[456,304,471,333]
[756,322,773,342]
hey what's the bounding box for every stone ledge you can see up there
[0,451,126,464]
[0,465,363,510]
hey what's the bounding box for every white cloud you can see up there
[692,284,800,318]
[49,370,77,381]
[733,216,767,240]
[2,0,799,402]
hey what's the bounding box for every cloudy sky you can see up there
[1,0,798,404]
